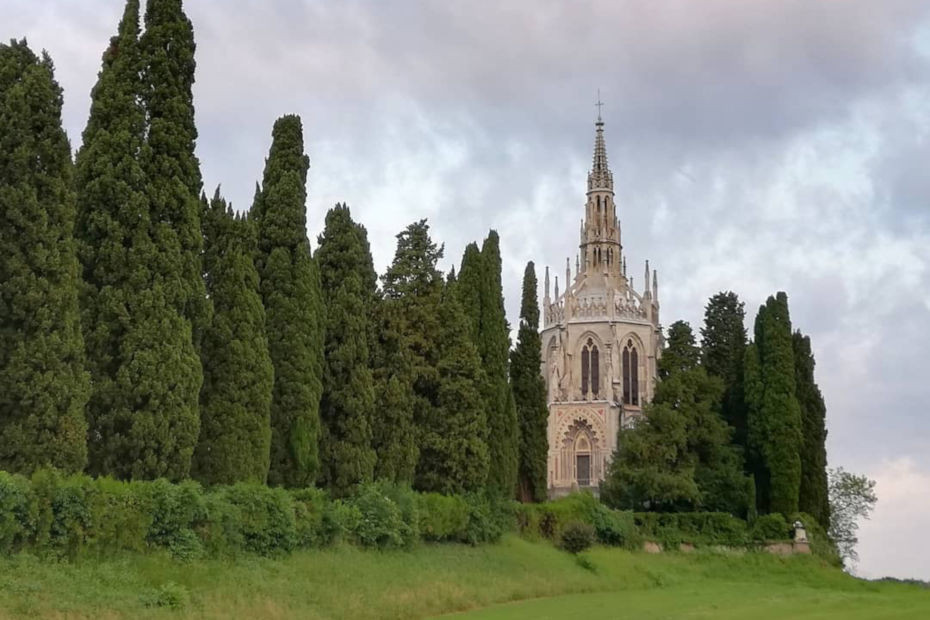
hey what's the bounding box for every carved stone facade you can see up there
[540,116,663,498]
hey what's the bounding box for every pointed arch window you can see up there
[581,338,599,399]
[623,339,639,406]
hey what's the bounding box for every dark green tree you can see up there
[793,331,830,528]
[253,115,324,488]
[478,232,519,496]
[140,0,210,344]
[456,242,483,341]
[603,322,749,514]
[76,0,200,479]
[375,220,444,485]
[510,262,548,502]
[315,203,377,496]
[0,41,89,473]
[701,292,749,457]
[192,190,272,484]
[746,292,803,515]
[415,276,490,494]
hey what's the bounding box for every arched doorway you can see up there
[560,418,600,489]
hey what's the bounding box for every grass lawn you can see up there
[0,536,926,619]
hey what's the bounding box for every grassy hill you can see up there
[0,535,926,619]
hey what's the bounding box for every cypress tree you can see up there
[479,231,519,496]
[254,115,324,488]
[316,203,377,496]
[76,0,199,479]
[746,292,803,515]
[510,262,548,502]
[456,242,483,341]
[0,41,89,473]
[374,220,444,484]
[793,331,830,528]
[415,276,490,494]
[192,190,272,484]
[140,0,210,343]
[700,291,748,455]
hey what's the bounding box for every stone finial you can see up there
[544,265,550,300]
[644,260,651,296]
[554,275,559,300]
[653,269,658,302]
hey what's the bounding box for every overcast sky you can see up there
[8,0,930,580]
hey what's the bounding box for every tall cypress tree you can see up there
[253,115,324,488]
[140,0,210,344]
[415,276,490,494]
[77,0,199,479]
[456,242,483,341]
[510,262,548,502]
[374,220,443,485]
[746,292,803,515]
[0,41,89,473]
[793,331,830,528]
[316,204,377,496]
[701,291,748,456]
[479,231,519,496]
[192,190,272,484]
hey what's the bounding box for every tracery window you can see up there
[581,338,599,398]
[623,339,639,405]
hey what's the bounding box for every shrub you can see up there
[219,484,297,556]
[144,479,207,560]
[460,493,507,545]
[750,513,791,541]
[374,482,419,547]
[0,472,30,554]
[560,521,595,554]
[417,493,469,542]
[350,483,408,549]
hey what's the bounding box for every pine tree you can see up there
[374,220,443,485]
[746,292,803,515]
[510,262,549,502]
[479,232,519,496]
[192,190,272,484]
[793,331,830,528]
[253,115,324,488]
[76,0,199,479]
[316,204,377,496]
[140,0,210,344]
[0,41,89,473]
[415,276,490,494]
[701,292,749,457]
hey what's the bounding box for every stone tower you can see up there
[540,114,663,497]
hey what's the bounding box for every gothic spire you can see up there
[587,106,613,192]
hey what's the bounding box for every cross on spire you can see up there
[595,89,604,122]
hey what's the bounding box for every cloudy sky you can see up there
[9,0,930,579]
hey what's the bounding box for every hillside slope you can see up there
[0,536,926,618]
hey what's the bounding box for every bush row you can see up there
[0,471,508,560]
[515,492,641,550]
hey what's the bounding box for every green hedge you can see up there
[515,492,640,550]
[634,511,750,548]
[0,470,507,560]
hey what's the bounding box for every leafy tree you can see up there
[746,292,803,515]
[794,331,830,529]
[375,220,443,485]
[76,0,200,479]
[510,262,548,502]
[192,190,272,484]
[414,276,490,494]
[828,467,877,566]
[701,291,748,454]
[0,40,89,473]
[478,232,519,496]
[603,321,749,514]
[315,204,377,496]
[253,115,324,487]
